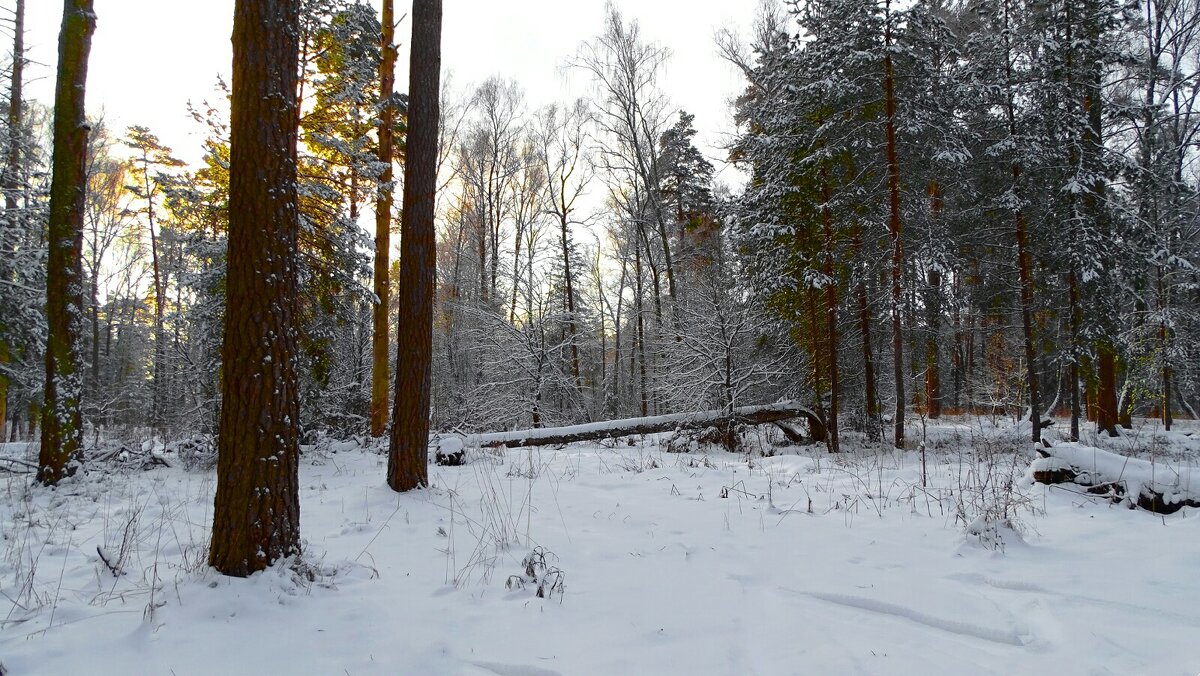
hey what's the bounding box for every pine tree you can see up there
[209,0,303,576]
[122,126,183,432]
[388,0,441,492]
[39,0,96,485]
[371,0,398,437]
[0,0,25,444]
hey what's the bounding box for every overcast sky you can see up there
[15,0,758,184]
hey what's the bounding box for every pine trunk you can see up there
[371,0,397,438]
[925,183,942,419]
[1096,340,1119,436]
[1158,266,1171,430]
[209,0,303,576]
[0,0,21,445]
[388,0,442,492]
[1068,269,1081,440]
[1012,164,1041,443]
[39,0,95,485]
[883,43,906,449]
[852,223,879,441]
[143,155,166,431]
[820,170,839,452]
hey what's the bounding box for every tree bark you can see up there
[820,166,840,452]
[883,33,906,449]
[559,210,581,388]
[0,0,22,445]
[371,0,397,438]
[1096,339,1119,436]
[209,0,303,576]
[853,225,879,441]
[139,146,166,431]
[1012,164,1041,443]
[1068,268,1081,440]
[388,0,442,492]
[925,182,942,419]
[1157,265,1171,430]
[634,238,649,417]
[39,0,95,485]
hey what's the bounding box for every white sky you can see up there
[15,0,757,185]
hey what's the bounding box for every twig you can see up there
[96,546,122,577]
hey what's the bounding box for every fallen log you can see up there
[453,401,824,450]
[1030,442,1199,515]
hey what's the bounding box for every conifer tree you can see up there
[39,0,96,485]
[209,0,303,576]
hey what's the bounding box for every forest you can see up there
[1,0,1199,673]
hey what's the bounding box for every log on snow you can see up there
[1031,443,1199,515]
[456,401,824,449]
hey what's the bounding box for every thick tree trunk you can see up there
[1096,340,1119,436]
[209,0,303,576]
[371,0,397,438]
[457,401,823,449]
[39,0,95,485]
[883,44,906,449]
[388,0,441,492]
[1083,0,1118,438]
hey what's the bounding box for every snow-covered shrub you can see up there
[173,436,216,472]
[953,447,1038,551]
[506,547,565,601]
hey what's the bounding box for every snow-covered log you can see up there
[1030,443,1198,514]
[453,401,823,450]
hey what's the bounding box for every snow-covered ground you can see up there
[2,417,1198,675]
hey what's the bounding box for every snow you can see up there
[2,418,1200,675]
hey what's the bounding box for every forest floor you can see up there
[1,415,1198,675]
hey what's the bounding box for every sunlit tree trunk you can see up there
[371,0,397,438]
[209,0,302,576]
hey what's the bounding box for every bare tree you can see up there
[536,99,593,391]
[574,3,676,310]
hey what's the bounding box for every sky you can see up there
[15,0,760,185]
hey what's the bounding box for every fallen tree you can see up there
[1030,443,1199,515]
[448,401,825,451]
